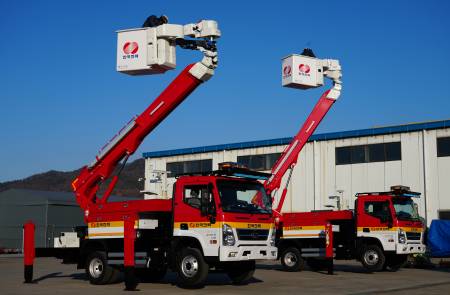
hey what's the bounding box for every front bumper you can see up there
[219,245,278,262]
[396,243,426,254]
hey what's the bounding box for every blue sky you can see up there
[1,0,449,182]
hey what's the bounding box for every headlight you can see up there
[222,224,235,246]
[269,227,276,247]
[398,229,406,244]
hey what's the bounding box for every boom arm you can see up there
[264,53,342,216]
[72,18,220,211]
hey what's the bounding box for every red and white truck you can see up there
[262,49,426,273]
[23,16,277,290]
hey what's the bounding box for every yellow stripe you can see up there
[356,226,423,232]
[173,221,272,230]
[87,232,124,237]
[88,220,139,228]
[283,225,325,231]
[282,233,320,238]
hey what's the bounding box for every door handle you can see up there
[363,228,370,233]
[180,223,188,230]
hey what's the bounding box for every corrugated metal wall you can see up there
[145,128,450,225]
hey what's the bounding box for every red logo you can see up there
[123,42,139,54]
[299,64,310,73]
[283,65,292,76]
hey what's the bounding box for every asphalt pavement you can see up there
[1,257,449,294]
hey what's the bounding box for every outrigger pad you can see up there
[124,266,139,291]
[24,265,33,283]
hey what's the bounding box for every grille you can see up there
[236,229,269,241]
[406,232,421,240]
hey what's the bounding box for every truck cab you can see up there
[77,163,277,287]
[355,185,426,271]
[173,173,276,263]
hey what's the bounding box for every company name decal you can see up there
[90,222,112,228]
[122,42,139,60]
[283,65,292,78]
[189,222,211,228]
[298,64,311,77]
[247,223,262,229]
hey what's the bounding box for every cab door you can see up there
[356,197,395,251]
[173,178,219,257]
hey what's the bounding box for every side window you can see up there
[364,201,390,219]
[183,185,208,209]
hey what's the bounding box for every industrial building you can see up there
[0,189,142,250]
[143,120,450,225]
[0,189,84,250]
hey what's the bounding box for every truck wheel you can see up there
[226,261,255,285]
[281,247,304,272]
[306,258,328,271]
[360,245,385,272]
[136,265,168,282]
[385,254,407,272]
[176,247,209,288]
[85,251,117,285]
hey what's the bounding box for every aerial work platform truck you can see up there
[260,48,426,273]
[23,16,277,290]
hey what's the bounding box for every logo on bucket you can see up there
[283,65,292,77]
[299,64,310,74]
[122,42,139,59]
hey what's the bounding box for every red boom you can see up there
[72,64,202,212]
[264,89,336,215]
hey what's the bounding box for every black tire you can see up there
[176,247,209,288]
[136,265,168,282]
[280,247,304,272]
[306,258,328,271]
[85,251,118,285]
[226,261,256,285]
[360,245,385,272]
[385,254,407,272]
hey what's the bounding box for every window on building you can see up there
[368,143,385,162]
[385,142,401,161]
[237,153,281,171]
[437,137,450,157]
[438,210,450,220]
[336,142,401,165]
[166,159,212,177]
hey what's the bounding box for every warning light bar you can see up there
[356,185,421,198]
[217,162,270,180]
[218,162,247,170]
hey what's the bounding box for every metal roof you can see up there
[143,119,450,159]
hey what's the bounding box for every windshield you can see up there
[393,198,420,221]
[217,180,272,214]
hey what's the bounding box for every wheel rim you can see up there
[283,252,298,267]
[89,257,104,278]
[363,250,379,266]
[181,255,199,278]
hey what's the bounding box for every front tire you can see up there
[226,261,255,285]
[176,247,209,288]
[281,247,304,272]
[360,245,385,272]
[85,251,118,285]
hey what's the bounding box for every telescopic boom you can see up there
[72,17,220,212]
[264,49,342,216]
